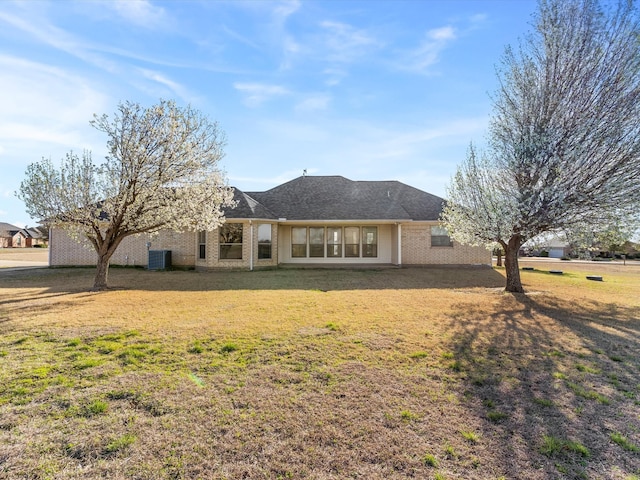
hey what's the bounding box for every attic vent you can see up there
[387,190,390,198]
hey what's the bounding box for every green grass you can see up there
[219,342,238,354]
[610,432,640,452]
[487,411,508,422]
[423,453,439,467]
[104,434,136,454]
[539,435,590,458]
[461,430,480,442]
[533,397,554,407]
[566,382,610,404]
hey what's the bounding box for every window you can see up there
[345,227,360,257]
[327,227,342,257]
[431,225,453,247]
[362,227,378,257]
[258,224,272,259]
[291,227,307,257]
[309,227,324,257]
[219,223,243,259]
[198,231,206,259]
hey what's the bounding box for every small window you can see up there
[220,223,243,259]
[198,231,206,259]
[292,227,307,258]
[309,227,324,257]
[327,227,342,257]
[258,224,272,259]
[431,225,453,247]
[362,227,378,257]
[345,227,360,257]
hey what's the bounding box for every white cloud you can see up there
[295,94,331,112]
[273,0,301,23]
[109,0,167,29]
[0,10,119,74]
[137,68,197,103]
[399,25,458,74]
[0,55,109,163]
[233,83,290,107]
[319,20,380,63]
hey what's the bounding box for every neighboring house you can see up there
[50,176,491,269]
[0,222,24,248]
[0,223,49,248]
[21,226,49,247]
[545,236,570,259]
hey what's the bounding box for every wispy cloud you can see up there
[272,0,301,23]
[295,94,331,112]
[233,83,290,107]
[0,10,120,73]
[137,68,196,103]
[109,0,167,29]
[400,25,457,74]
[319,20,380,64]
[0,55,108,160]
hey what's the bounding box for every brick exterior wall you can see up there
[401,223,491,265]
[51,222,490,269]
[50,228,196,267]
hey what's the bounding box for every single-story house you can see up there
[0,223,49,248]
[50,176,491,269]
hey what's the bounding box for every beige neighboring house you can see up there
[0,222,48,248]
[50,176,491,269]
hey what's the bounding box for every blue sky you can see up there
[0,0,536,228]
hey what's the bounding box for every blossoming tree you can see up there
[442,0,640,292]
[19,100,235,290]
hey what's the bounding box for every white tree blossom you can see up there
[19,100,235,290]
[442,0,640,292]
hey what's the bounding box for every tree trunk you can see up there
[496,248,503,267]
[503,236,524,293]
[93,254,110,291]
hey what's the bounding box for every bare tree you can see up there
[442,0,640,292]
[19,100,235,290]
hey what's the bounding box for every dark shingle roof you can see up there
[224,189,277,219]
[226,176,444,221]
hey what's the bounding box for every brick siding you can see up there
[401,223,491,265]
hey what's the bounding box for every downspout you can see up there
[249,221,254,271]
[397,223,402,266]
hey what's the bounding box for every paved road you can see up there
[0,259,49,270]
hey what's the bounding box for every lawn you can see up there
[0,262,639,479]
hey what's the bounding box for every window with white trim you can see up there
[219,223,243,259]
[344,227,360,257]
[327,227,342,257]
[198,231,206,259]
[291,227,307,258]
[362,226,378,257]
[309,227,324,257]
[257,224,272,259]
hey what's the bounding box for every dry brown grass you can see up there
[0,262,639,479]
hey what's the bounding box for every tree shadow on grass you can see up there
[443,292,640,479]
[0,265,506,292]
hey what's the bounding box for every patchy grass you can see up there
[0,262,639,479]
[611,432,640,453]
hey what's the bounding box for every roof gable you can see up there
[0,222,21,237]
